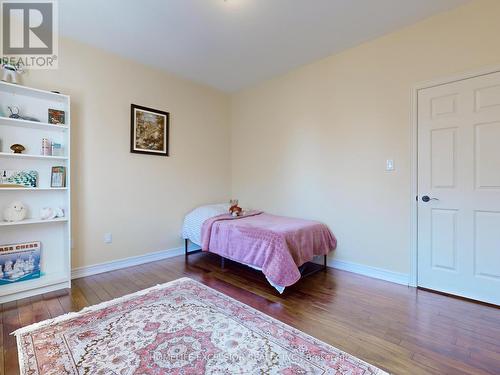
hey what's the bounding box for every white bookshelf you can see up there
[0,81,71,303]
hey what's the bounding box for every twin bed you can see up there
[182,204,337,293]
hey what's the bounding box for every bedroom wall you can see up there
[230,0,500,278]
[24,38,231,269]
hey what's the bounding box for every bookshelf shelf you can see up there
[0,187,67,191]
[0,152,68,160]
[0,217,68,227]
[0,272,68,300]
[0,116,68,131]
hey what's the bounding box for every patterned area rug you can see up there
[15,277,387,374]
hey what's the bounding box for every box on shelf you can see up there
[0,169,38,188]
[0,241,41,285]
[51,142,63,156]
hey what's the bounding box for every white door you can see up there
[418,71,500,305]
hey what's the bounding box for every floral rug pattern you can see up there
[15,277,387,374]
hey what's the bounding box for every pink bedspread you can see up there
[201,211,337,287]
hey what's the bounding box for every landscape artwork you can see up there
[130,104,169,156]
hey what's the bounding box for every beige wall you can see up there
[20,0,500,276]
[24,38,231,269]
[231,0,500,275]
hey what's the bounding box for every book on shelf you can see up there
[51,166,66,188]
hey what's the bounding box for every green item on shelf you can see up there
[0,170,38,188]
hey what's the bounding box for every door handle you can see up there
[422,195,439,202]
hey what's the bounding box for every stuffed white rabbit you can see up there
[3,201,27,222]
[40,207,64,220]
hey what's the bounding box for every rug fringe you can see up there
[12,276,192,337]
[16,328,30,375]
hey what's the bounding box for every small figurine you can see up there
[10,144,25,154]
[25,255,35,272]
[12,258,24,279]
[3,201,27,222]
[3,260,14,279]
[229,199,243,217]
[7,106,40,122]
[1,62,24,84]
[7,106,21,119]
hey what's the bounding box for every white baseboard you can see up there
[72,246,409,287]
[327,258,409,286]
[71,245,192,279]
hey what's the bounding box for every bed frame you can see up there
[184,239,328,280]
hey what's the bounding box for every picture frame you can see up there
[51,166,66,188]
[130,104,169,156]
[48,109,66,125]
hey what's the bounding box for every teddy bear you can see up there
[229,199,243,217]
[3,201,27,222]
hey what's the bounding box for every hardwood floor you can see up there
[1,252,499,374]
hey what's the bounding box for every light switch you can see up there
[104,233,113,244]
[386,159,395,171]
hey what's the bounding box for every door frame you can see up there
[409,64,500,287]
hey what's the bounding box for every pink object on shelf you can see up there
[41,138,51,156]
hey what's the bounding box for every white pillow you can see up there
[181,203,230,246]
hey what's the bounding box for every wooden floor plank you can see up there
[0,308,4,375]
[29,295,51,324]
[42,291,66,318]
[2,301,20,375]
[72,278,100,306]
[2,253,499,375]
[81,275,112,302]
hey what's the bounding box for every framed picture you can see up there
[130,104,169,156]
[51,166,66,188]
[48,109,66,125]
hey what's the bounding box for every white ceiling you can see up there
[60,0,469,92]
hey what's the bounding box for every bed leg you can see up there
[221,257,225,269]
[323,254,327,270]
[184,239,189,260]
